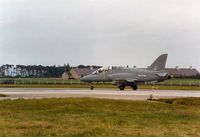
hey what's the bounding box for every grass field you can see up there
[0,78,200,85]
[0,84,200,91]
[0,98,200,137]
[0,78,200,90]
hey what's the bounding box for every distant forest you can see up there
[0,64,101,78]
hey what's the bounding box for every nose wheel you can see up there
[90,86,94,90]
[89,83,94,90]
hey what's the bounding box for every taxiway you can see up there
[0,88,200,100]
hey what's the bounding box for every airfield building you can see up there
[61,72,70,80]
[62,68,97,80]
[165,67,199,77]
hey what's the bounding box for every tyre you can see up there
[132,85,138,90]
[119,85,125,90]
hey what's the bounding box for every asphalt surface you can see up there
[1,88,200,100]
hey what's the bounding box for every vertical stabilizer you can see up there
[148,54,168,71]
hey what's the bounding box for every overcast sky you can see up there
[0,0,200,69]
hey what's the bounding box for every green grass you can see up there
[0,98,200,137]
[155,97,200,106]
[0,84,115,89]
[163,78,200,84]
[0,78,200,90]
[0,78,82,84]
[1,78,200,85]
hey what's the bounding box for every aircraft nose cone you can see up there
[80,76,89,82]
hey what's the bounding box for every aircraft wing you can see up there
[109,73,138,83]
[112,78,138,85]
[125,78,138,82]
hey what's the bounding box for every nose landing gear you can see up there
[90,86,94,90]
[88,83,94,90]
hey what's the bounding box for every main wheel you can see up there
[132,85,138,90]
[119,85,125,90]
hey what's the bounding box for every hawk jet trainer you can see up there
[80,54,171,90]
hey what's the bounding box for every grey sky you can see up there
[0,0,200,70]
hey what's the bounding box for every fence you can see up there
[0,79,200,87]
[145,82,200,87]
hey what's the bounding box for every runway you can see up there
[1,88,200,100]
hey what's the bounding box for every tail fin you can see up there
[148,54,168,71]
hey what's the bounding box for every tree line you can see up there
[0,64,71,78]
[0,64,102,78]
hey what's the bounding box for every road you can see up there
[1,88,200,100]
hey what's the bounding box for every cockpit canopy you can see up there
[91,67,113,75]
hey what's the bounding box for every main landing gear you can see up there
[131,85,138,90]
[119,85,125,90]
[118,84,138,91]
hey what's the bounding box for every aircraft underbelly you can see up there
[109,73,136,81]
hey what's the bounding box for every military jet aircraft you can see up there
[80,54,171,90]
